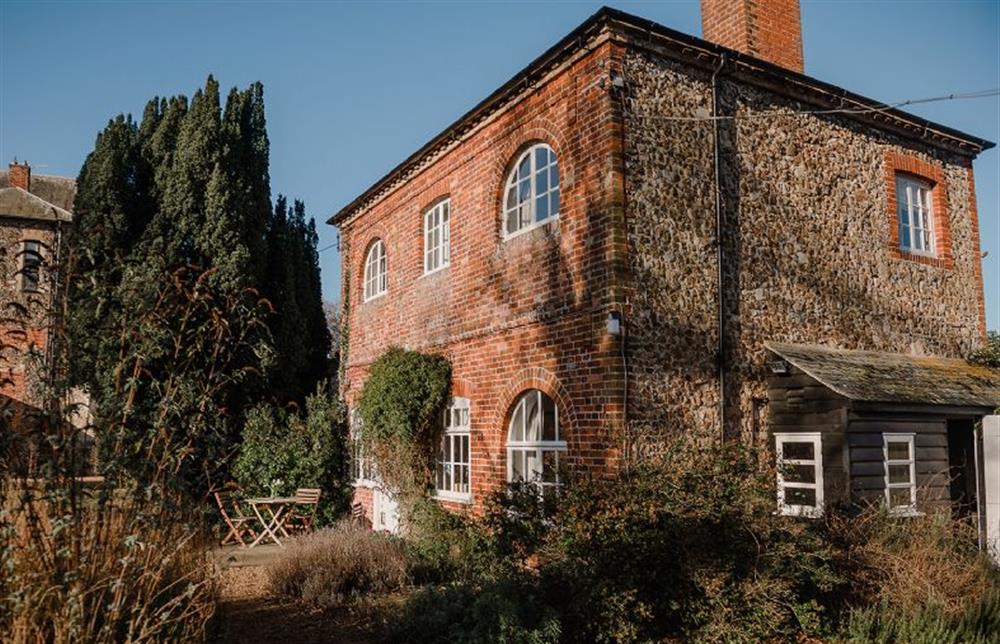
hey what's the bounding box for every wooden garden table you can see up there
[244,496,298,547]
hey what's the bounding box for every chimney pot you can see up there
[8,160,31,192]
[701,0,804,73]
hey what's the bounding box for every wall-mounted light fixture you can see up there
[607,311,622,337]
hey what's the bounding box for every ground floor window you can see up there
[434,397,471,501]
[883,433,917,514]
[350,410,374,486]
[506,389,565,500]
[775,432,823,518]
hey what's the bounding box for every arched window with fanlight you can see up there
[502,143,560,238]
[506,389,565,497]
[363,239,387,302]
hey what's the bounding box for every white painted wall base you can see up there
[983,415,1000,565]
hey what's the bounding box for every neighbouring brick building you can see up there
[332,2,998,533]
[0,161,74,409]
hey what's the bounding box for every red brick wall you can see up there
[701,0,805,73]
[339,41,627,516]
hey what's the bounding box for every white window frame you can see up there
[775,432,824,518]
[350,411,375,487]
[423,199,451,275]
[883,433,918,515]
[502,143,560,240]
[506,389,566,498]
[363,239,387,302]
[895,175,935,256]
[433,397,471,502]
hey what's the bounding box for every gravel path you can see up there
[213,551,384,643]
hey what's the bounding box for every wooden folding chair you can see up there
[214,491,257,547]
[283,488,321,533]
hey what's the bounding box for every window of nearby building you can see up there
[506,389,565,499]
[21,240,42,293]
[434,397,470,501]
[350,411,374,486]
[503,143,560,238]
[363,239,387,302]
[775,433,823,518]
[883,433,917,514]
[424,199,450,274]
[895,175,935,255]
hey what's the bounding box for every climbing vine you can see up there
[356,347,451,500]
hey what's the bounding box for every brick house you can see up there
[331,2,998,534]
[0,161,74,410]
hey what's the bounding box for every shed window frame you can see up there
[423,199,451,275]
[775,432,824,518]
[433,396,471,502]
[363,239,387,302]
[502,143,560,240]
[883,433,917,515]
[21,239,42,293]
[895,175,935,256]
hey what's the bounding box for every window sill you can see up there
[502,215,559,243]
[891,248,953,269]
[420,263,450,280]
[887,507,924,518]
[432,491,472,505]
[362,292,387,305]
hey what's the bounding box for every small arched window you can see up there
[506,389,565,495]
[363,239,387,302]
[503,143,560,238]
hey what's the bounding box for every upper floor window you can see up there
[507,389,565,500]
[21,240,42,293]
[363,239,387,302]
[503,143,560,238]
[434,397,470,501]
[424,199,450,274]
[896,175,934,255]
[775,432,823,518]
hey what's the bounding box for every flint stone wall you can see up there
[622,49,985,449]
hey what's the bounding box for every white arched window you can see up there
[363,239,387,302]
[502,143,560,238]
[506,389,565,496]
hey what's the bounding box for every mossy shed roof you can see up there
[766,341,1000,409]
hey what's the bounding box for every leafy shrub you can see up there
[232,383,350,524]
[838,593,1000,644]
[969,330,1000,368]
[267,520,409,608]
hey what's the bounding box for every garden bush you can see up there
[838,593,1000,644]
[267,520,409,608]
[232,383,350,524]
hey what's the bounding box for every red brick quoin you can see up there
[883,150,953,269]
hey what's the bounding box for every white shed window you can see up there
[883,433,917,514]
[896,175,934,255]
[506,389,565,500]
[363,239,387,302]
[434,397,470,501]
[503,144,560,238]
[775,433,824,518]
[424,199,450,274]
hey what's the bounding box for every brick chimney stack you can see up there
[9,160,31,192]
[701,0,804,73]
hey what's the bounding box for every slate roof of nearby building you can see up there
[329,6,995,225]
[0,171,76,212]
[765,341,1000,408]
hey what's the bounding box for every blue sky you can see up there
[2,1,997,327]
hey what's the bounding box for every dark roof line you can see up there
[329,6,994,225]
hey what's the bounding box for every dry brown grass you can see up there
[267,520,409,608]
[1,480,218,643]
[829,507,999,618]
